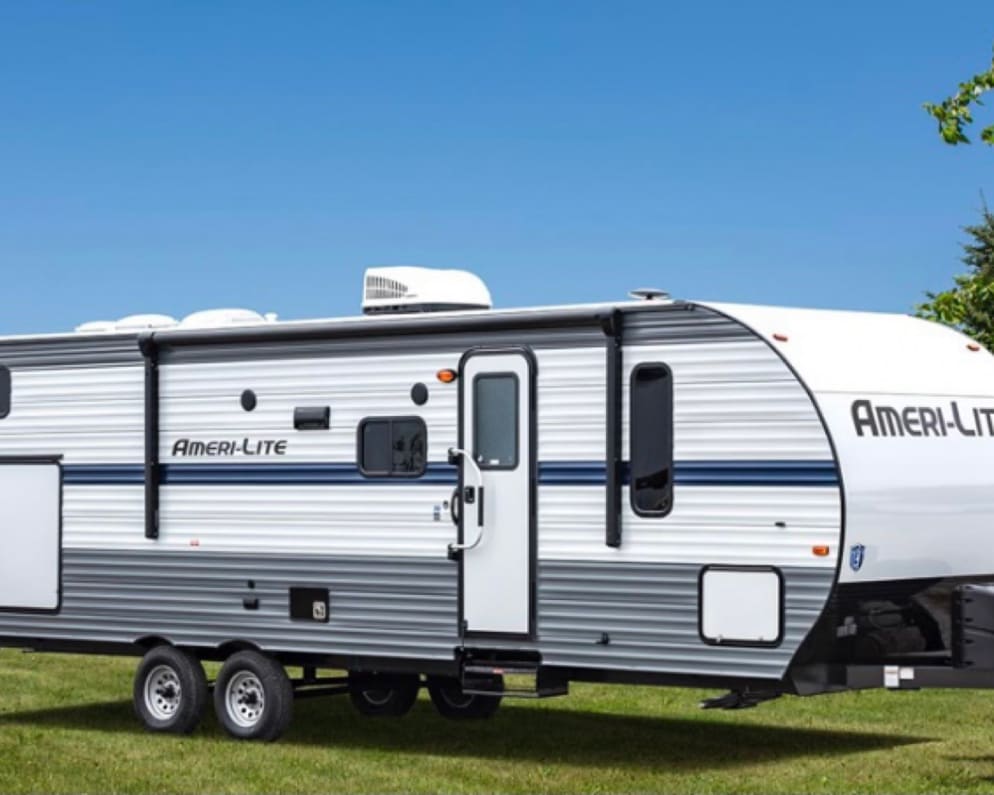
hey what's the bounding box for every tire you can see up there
[213,650,293,741]
[133,646,208,734]
[426,675,502,720]
[348,671,420,717]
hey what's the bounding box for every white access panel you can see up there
[461,352,532,636]
[0,462,61,611]
[700,568,781,645]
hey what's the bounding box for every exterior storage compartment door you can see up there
[700,566,783,647]
[0,459,61,612]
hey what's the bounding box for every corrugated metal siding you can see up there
[160,350,462,464]
[624,340,834,462]
[0,303,842,680]
[159,347,609,464]
[0,549,829,679]
[0,334,140,368]
[540,486,839,566]
[624,305,752,343]
[0,549,459,660]
[0,366,143,462]
[536,560,833,677]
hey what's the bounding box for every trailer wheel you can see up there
[214,650,293,741]
[133,646,208,734]
[426,675,502,719]
[348,672,420,717]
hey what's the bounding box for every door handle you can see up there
[446,447,486,555]
[449,488,461,526]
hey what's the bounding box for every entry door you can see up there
[459,350,534,638]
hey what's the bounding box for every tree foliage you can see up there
[917,200,994,350]
[923,46,994,146]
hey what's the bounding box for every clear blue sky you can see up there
[1,1,992,334]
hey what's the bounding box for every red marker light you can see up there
[967,343,981,352]
[773,333,788,343]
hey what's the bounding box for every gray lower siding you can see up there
[0,549,833,681]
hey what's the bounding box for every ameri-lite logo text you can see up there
[851,399,994,438]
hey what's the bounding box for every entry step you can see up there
[461,663,568,699]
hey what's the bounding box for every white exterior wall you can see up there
[0,365,143,463]
[0,337,844,573]
[706,302,994,584]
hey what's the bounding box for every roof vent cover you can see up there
[362,266,492,315]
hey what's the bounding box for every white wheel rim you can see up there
[144,664,182,721]
[363,687,395,707]
[226,671,266,728]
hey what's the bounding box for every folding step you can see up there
[461,662,568,699]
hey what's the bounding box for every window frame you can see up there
[629,362,674,518]
[0,365,9,420]
[356,415,428,478]
[472,372,520,471]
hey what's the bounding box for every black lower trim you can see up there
[551,664,783,691]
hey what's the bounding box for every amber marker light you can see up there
[812,545,830,557]
[437,369,458,383]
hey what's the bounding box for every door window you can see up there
[473,373,518,469]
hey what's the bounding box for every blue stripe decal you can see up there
[62,460,838,487]
[164,462,458,485]
[64,464,145,484]
[671,460,839,487]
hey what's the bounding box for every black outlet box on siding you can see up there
[289,587,330,622]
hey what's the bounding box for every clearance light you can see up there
[773,333,789,342]
[968,343,982,352]
[812,545,830,557]
[437,369,458,383]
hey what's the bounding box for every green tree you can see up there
[917,200,994,350]
[924,46,994,145]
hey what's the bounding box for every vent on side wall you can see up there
[362,266,492,315]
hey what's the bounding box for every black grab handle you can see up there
[449,488,461,526]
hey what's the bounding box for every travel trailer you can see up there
[1,265,993,741]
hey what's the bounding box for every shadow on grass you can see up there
[0,696,924,771]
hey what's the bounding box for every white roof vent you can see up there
[114,314,179,332]
[179,308,273,329]
[75,320,118,334]
[362,266,492,315]
[75,314,178,334]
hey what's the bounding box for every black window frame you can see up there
[356,415,428,478]
[472,372,520,471]
[629,362,674,517]
[0,365,9,419]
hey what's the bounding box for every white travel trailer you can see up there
[1,266,993,741]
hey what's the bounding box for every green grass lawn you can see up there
[0,648,993,793]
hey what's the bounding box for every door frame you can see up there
[455,345,538,642]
